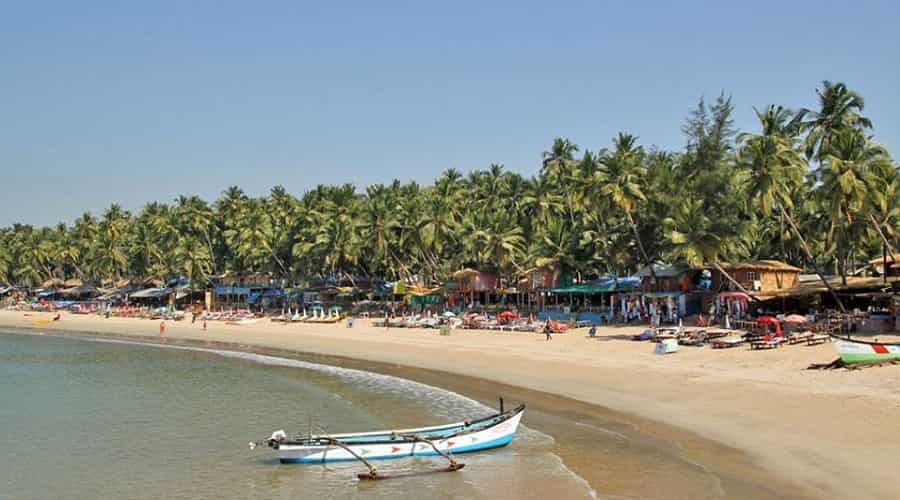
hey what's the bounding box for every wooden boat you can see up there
[252,402,524,478]
[831,336,900,364]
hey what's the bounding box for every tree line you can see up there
[1,81,897,291]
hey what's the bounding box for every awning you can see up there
[549,277,640,294]
[129,287,170,299]
[643,291,683,298]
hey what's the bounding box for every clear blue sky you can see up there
[2,1,898,227]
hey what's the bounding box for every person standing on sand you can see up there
[159,320,167,335]
[544,320,552,341]
[202,319,207,331]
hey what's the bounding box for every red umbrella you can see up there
[498,311,518,319]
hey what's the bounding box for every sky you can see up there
[2,1,898,227]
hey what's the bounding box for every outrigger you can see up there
[250,399,524,480]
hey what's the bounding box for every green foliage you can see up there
[0,82,896,288]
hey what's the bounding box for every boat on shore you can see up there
[831,336,900,364]
[251,402,524,477]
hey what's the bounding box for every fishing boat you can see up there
[831,336,900,364]
[251,401,524,479]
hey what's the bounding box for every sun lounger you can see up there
[750,337,784,350]
[704,328,732,339]
[678,330,707,346]
[806,334,830,346]
[786,331,813,344]
[710,336,745,349]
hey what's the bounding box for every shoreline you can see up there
[3,311,899,499]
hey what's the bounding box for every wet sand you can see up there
[3,310,899,499]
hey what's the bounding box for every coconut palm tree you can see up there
[738,106,846,310]
[798,81,873,163]
[663,197,754,297]
[818,128,891,284]
[596,133,655,278]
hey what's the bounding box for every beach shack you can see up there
[210,272,281,309]
[445,268,499,309]
[712,260,801,293]
[544,276,642,324]
[635,264,692,321]
[708,260,802,319]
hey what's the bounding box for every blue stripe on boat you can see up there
[279,434,515,464]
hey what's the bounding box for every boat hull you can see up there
[276,408,523,464]
[832,338,900,364]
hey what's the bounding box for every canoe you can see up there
[832,337,900,364]
[256,404,524,464]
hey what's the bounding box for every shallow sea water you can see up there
[0,331,595,499]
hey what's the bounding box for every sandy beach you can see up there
[3,310,899,499]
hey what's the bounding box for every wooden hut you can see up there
[713,260,801,294]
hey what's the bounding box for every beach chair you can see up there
[806,334,830,346]
[786,331,813,344]
[750,337,784,350]
[710,336,745,349]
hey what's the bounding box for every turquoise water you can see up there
[0,331,594,499]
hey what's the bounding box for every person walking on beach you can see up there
[588,325,597,338]
[544,320,553,341]
[202,319,207,331]
[159,320,167,335]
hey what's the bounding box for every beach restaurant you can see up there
[542,276,642,323]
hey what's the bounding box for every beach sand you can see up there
[3,310,898,499]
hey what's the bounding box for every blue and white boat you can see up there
[252,402,524,478]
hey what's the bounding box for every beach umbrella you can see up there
[442,311,456,317]
[677,317,684,336]
[783,314,807,324]
[725,315,731,329]
[498,310,518,319]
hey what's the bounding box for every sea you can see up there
[0,330,596,499]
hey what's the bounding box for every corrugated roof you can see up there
[129,287,170,299]
[635,263,689,278]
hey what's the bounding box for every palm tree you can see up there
[866,160,900,255]
[596,133,655,279]
[541,138,579,180]
[663,198,755,298]
[818,128,891,284]
[798,81,873,163]
[738,106,846,311]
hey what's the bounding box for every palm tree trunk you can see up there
[778,205,846,312]
[868,214,897,261]
[626,212,656,280]
[265,245,289,277]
